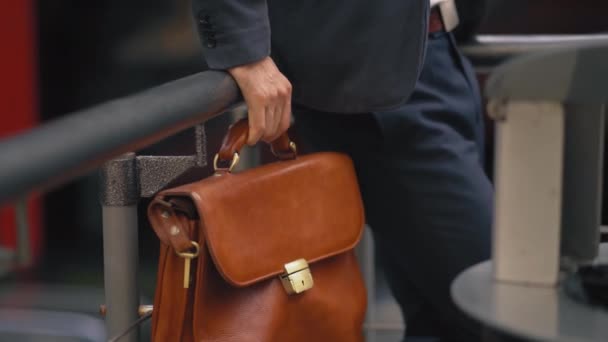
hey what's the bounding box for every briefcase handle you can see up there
[214,118,297,172]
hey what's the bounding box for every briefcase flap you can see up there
[151,152,365,287]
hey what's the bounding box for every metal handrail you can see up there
[0,71,241,205]
[2,34,608,206]
[461,33,608,67]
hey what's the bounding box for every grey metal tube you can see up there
[15,197,31,267]
[561,104,605,263]
[360,228,378,342]
[485,44,608,103]
[103,205,140,342]
[4,36,608,205]
[101,153,140,342]
[462,34,608,58]
[461,34,608,66]
[0,70,240,205]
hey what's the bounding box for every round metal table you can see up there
[452,245,608,341]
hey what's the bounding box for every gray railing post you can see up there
[15,197,31,267]
[100,152,140,342]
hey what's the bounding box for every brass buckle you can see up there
[271,141,298,160]
[280,259,314,295]
[289,141,297,155]
[213,152,240,173]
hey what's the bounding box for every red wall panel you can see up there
[0,0,42,266]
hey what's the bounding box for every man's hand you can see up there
[228,57,293,145]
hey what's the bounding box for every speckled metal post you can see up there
[100,153,139,342]
[99,153,139,206]
[195,124,207,167]
[136,155,197,198]
[99,137,208,340]
[136,124,207,198]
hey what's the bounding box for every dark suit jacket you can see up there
[192,0,428,113]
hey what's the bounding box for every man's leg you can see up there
[370,31,491,341]
[293,31,492,341]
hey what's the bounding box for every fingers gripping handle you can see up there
[215,118,296,172]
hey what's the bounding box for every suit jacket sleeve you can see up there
[192,0,271,69]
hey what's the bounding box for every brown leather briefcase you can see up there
[147,119,367,341]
